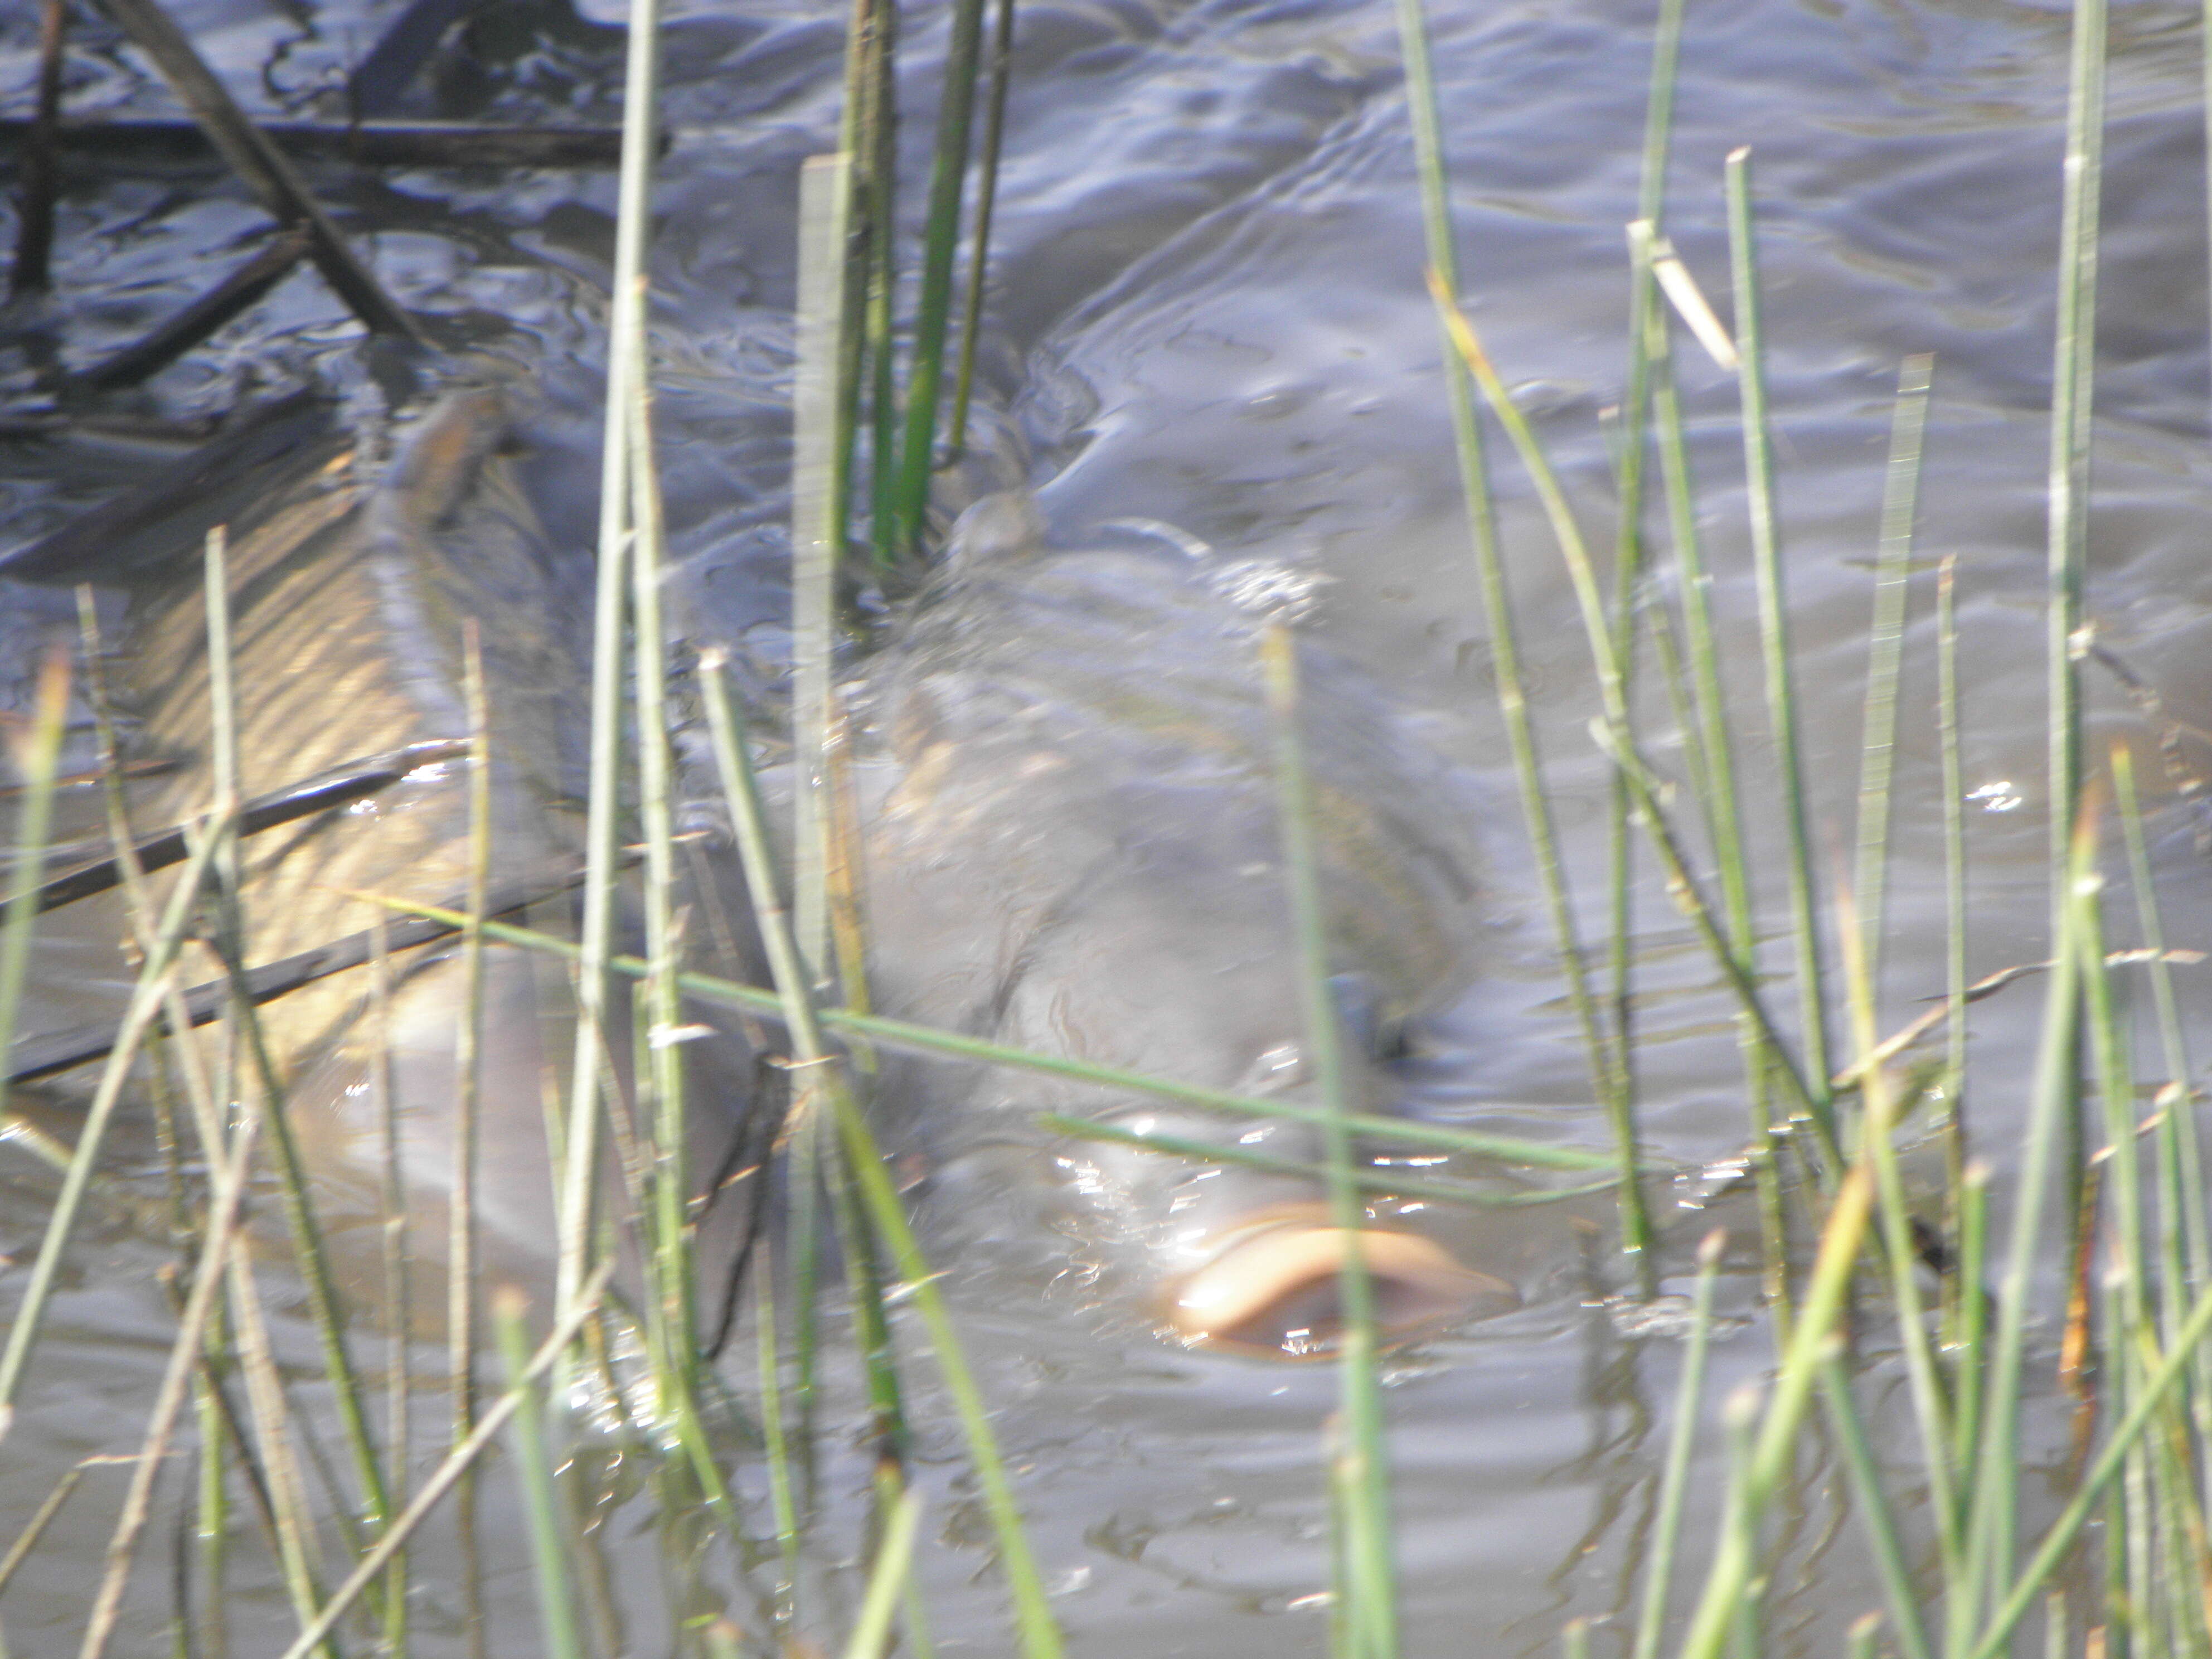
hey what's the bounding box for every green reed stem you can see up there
[1957,795,2094,1647]
[1639,237,1749,943]
[1614,0,1689,557]
[361,892,1620,1173]
[1264,623,1394,1659]
[627,362,735,1524]
[2045,0,2104,909]
[1711,1381,1762,1659]
[496,1289,582,1659]
[199,528,395,1555]
[828,1117,913,1477]
[1391,0,1631,1263]
[843,1485,924,1659]
[628,316,689,1360]
[368,917,410,1659]
[1724,147,1832,1131]
[818,990,1061,1651]
[831,0,876,562]
[755,1245,803,1629]
[720,230,920,1483]
[788,1083,826,1488]
[860,0,901,568]
[1638,573,1715,834]
[195,1374,229,1659]
[795,151,856,981]
[1840,880,1959,1578]
[1587,725,1824,1140]
[1970,1269,2212,1659]
[225,1242,333,1644]
[1672,1153,1875,1659]
[2204,0,2212,439]
[891,0,989,552]
[1851,355,1932,995]
[66,658,264,1653]
[1937,554,1969,1280]
[1427,279,1659,1264]
[1951,1159,1989,1481]
[2115,747,2212,1524]
[0,816,221,1415]
[274,1265,615,1659]
[1634,225,1789,1314]
[2080,792,2146,1346]
[0,1461,93,1596]
[696,656,1063,1659]
[449,620,492,1618]
[2078,794,2158,1656]
[947,0,1016,462]
[74,1080,264,1659]
[211,923,397,1528]
[1595,0,1689,1302]
[1629,1226,1724,1659]
[0,649,66,1165]
[1816,1341,1934,1659]
[561,0,662,1336]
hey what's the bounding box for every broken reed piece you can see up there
[84,0,421,342]
[9,0,67,297]
[25,738,473,913]
[0,117,636,171]
[67,226,313,395]
[5,867,590,1087]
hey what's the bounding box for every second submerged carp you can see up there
[843,496,1514,1358]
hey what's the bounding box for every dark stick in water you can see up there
[5,867,588,1086]
[25,738,472,913]
[82,0,421,341]
[9,0,66,297]
[0,117,636,170]
[945,0,1017,463]
[67,227,314,395]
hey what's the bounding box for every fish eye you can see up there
[1327,972,1409,1062]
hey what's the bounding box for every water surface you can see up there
[3,0,2211,1651]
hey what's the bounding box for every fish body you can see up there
[104,385,755,1311]
[34,394,1505,1360]
[848,497,1511,1356]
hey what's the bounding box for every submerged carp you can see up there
[65,384,759,1313]
[20,386,1508,1363]
[846,496,1514,1358]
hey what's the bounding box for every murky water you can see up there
[4,0,2212,1651]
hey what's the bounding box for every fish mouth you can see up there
[1166,1207,1515,1360]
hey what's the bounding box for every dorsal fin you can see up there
[942,489,1047,571]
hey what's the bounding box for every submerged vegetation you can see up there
[1,0,2209,1653]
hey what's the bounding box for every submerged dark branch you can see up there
[83,0,421,341]
[0,117,635,171]
[67,227,312,396]
[25,739,471,913]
